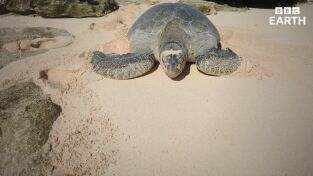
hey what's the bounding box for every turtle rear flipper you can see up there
[91,51,155,79]
[196,48,240,76]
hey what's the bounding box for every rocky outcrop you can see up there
[179,0,248,15]
[0,27,73,69]
[0,81,62,176]
[0,0,8,14]
[5,0,38,14]
[3,0,118,17]
[115,0,159,5]
[35,0,118,17]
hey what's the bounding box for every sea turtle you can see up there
[91,3,240,79]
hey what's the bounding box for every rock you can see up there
[295,0,313,4]
[5,0,39,14]
[115,0,159,5]
[4,0,118,17]
[0,81,62,176]
[0,0,8,14]
[0,27,73,69]
[178,0,248,15]
[35,0,119,17]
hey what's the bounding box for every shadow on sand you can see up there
[173,63,192,81]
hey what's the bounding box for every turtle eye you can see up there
[161,55,169,65]
[175,54,183,62]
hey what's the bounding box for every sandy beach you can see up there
[1,1,313,176]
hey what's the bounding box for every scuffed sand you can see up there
[1,2,313,176]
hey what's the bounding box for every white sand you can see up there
[1,2,313,176]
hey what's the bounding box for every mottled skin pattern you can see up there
[91,52,155,79]
[196,48,240,75]
[91,3,240,79]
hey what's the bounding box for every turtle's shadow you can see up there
[139,62,191,81]
[147,63,160,75]
[172,63,192,81]
[137,63,159,79]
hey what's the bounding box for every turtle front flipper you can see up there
[91,51,155,79]
[196,48,240,76]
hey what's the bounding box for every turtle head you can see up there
[159,42,187,78]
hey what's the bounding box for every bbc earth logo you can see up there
[269,7,306,26]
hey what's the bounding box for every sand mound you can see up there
[2,36,73,53]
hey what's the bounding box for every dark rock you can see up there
[0,0,8,14]
[4,0,118,17]
[0,81,62,176]
[209,0,312,7]
[34,0,119,17]
[0,27,73,69]
[5,0,39,14]
[179,0,248,15]
[115,0,159,5]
